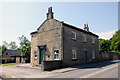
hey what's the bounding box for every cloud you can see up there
[96,30,116,40]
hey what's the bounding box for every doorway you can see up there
[84,50,87,64]
[38,45,46,64]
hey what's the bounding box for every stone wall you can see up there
[41,60,61,71]
[62,24,99,67]
[31,19,63,66]
[99,52,120,61]
[40,52,119,71]
[31,33,38,66]
[37,19,63,61]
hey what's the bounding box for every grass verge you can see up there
[1,63,25,65]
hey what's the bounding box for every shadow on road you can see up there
[71,60,119,69]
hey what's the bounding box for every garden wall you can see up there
[99,52,120,61]
[40,52,119,71]
[41,60,61,71]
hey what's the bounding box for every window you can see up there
[92,37,95,44]
[6,53,8,55]
[92,50,95,59]
[72,32,76,40]
[54,49,59,60]
[83,35,86,42]
[72,49,77,59]
[34,51,37,58]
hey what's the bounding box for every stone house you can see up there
[30,7,100,70]
[3,49,25,63]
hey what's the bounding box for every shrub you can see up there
[2,58,6,64]
[6,59,14,63]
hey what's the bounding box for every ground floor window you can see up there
[72,49,77,59]
[54,49,59,60]
[34,51,37,58]
[92,50,95,59]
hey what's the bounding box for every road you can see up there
[1,60,119,78]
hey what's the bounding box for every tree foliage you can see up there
[0,46,2,57]
[110,30,120,53]
[99,30,120,53]
[2,41,18,49]
[99,39,111,52]
[1,45,7,57]
[2,41,8,48]
[18,35,31,63]
[9,41,18,49]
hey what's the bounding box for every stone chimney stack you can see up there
[47,7,54,19]
[84,24,89,32]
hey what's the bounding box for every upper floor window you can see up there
[72,49,77,59]
[83,35,86,42]
[92,49,95,59]
[72,32,76,40]
[92,37,95,44]
[34,51,37,58]
[54,49,59,60]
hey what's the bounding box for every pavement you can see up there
[17,63,79,73]
[17,63,41,69]
[1,60,119,78]
[16,60,119,73]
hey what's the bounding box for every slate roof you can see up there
[7,49,22,55]
[30,19,99,37]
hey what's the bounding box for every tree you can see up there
[0,46,2,57]
[2,41,8,48]
[110,30,120,53]
[9,41,18,49]
[18,35,31,63]
[99,39,111,52]
[1,45,7,57]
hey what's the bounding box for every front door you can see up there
[19,56,21,63]
[38,46,46,64]
[84,51,87,64]
[14,56,16,63]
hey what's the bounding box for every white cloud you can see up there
[96,30,116,40]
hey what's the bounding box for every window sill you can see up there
[72,38,76,41]
[72,59,77,61]
[54,59,60,60]
[34,57,37,60]
[92,58,95,60]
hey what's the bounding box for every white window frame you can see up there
[92,37,95,44]
[72,32,76,40]
[54,49,59,60]
[72,49,77,59]
[83,35,86,42]
[92,49,95,59]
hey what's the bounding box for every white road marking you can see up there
[80,64,118,78]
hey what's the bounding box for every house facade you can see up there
[30,7,100,68]
[3,49,25,63]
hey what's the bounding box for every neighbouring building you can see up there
[3,49,25,63]
[30,7,100,70]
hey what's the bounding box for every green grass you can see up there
[1,63,25,65]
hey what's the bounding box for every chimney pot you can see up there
[47,7,54,19]
[84,24,86,28]
[84,23,89,32]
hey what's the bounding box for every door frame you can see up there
[83,50,87,64]
[38,45,46,64]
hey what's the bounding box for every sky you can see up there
[0,2,118,46]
